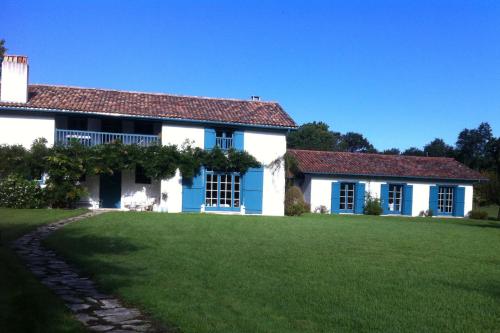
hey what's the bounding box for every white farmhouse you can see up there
[0,55,296,215]
[0,55,486,218]
[289,149,486,217]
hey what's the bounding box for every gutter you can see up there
[302,171,487,183]
[0,105,298,132]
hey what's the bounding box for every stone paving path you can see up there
[12,211,162,333]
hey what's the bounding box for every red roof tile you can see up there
[0,84,297,128]
[288,149,486,181]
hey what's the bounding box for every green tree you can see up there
[423,138,455,157]
[486,137,500,175]
[456,122,493,170]
[382,148,400,155]
[0,39,6,61]
[0,144,30,178]
[339,132,376,153]
[287,122,341,151]
[402,147,425,156]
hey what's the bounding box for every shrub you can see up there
[0,175,47,208]
[285,186,309,216]
[468,210,489,220]
[425,209,434,217]
[364,194,382,215]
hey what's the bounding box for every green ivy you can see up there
[0,139,261,208]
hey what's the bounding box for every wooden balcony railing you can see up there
[55,129,160,147]
[215,136,233,150]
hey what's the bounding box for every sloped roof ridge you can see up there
[29,83,279,104]
[287,148,455,161]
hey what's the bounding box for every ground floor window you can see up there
[388,184,403,213]
[205,172,240,210]
[339,182,355,212]
[438,186,454,214]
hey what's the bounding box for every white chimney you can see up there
[1,55,29,103]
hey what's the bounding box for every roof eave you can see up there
[0,105,298,131]
[301,171,486,183]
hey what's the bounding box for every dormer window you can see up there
[216,130,233,150]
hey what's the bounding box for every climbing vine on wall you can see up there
[0,139,261,208]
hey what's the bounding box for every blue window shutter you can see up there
[380,184,389,215]
[402,184,413,216]
[182,168,205,212]
[242,167,263,214]
[233,130,244,151]
[454,186,465,217]
[331,182,340,214]
[354,182,366,214]
[204,128,216,150]
[429,185,438,214]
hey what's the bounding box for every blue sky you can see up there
[2,0,499,150]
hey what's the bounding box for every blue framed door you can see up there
[205,172,241,212]
[100,172,122,208]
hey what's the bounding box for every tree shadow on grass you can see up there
[454,220,500,230]
[435,277,500,302]
[44,232,178,332]
[0,248,87,333]
[44,232,148,287]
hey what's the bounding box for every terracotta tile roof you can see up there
[0,84,297,128]
[288,149,486,181]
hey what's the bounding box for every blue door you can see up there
[100,172,122,208]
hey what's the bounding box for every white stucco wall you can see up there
[307,176,379,214]
[0,114,55,148]
[80,175,100,209]
[79,172,161,210]
[160,123,205,212]
[161,123,205,148]
[159,169,183,212]
[464,185,474,216]
[244,130,287,216]
[159,124,286,215]
[304,175,474,217]
[121,170,161,210]
[409,182,430,216]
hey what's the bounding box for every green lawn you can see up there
[44,212,500,333]
[0,208,88,333]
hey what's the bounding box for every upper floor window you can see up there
[216,130,233,150]
[134,121,155,135]
[339,182,355,212]
[438,186,454,214]
[388,184,403,213]
[67,117,88,131]
[102,118,123,133]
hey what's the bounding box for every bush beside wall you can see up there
[364,194,383,215]
[0,176,47,208]
[285,186,309,216]
[468,210,489,220]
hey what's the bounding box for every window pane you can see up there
[388,184,403,212]
[339,183,355,211]
[205,174,218,207]
[438,186,454,213]
[234,175,240,207]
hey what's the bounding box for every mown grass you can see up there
[46,212,500,333]
[0,208,87,333]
